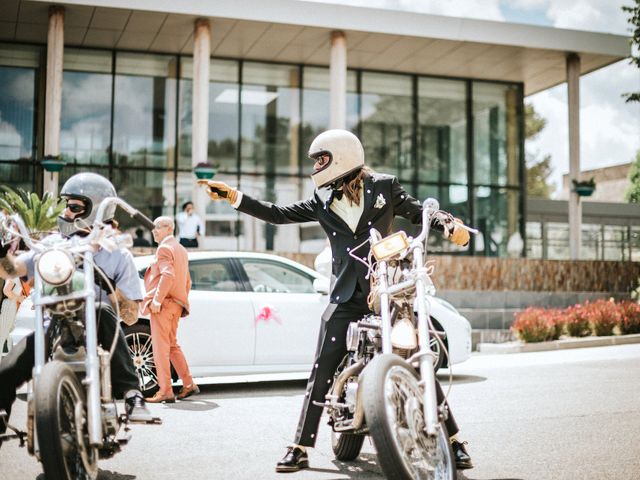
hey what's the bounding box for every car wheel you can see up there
[430,318,448,372]
[124,323,159,397]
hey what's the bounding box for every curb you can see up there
[477,333,640,354]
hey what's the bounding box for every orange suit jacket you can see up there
[142,236,191,317]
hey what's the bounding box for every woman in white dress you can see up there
[0,278,28,357]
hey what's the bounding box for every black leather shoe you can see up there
[275,446,309,473]
[125,392,153,423]
[451,440,474,470]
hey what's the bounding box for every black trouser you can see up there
[294,296,459,448]
[179,238,198,248]
[0,304,139,421]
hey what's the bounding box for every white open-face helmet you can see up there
[309,129,365,189]
[58,173,117,237]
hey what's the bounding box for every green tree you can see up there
[623,1,640,103]
[0,186,65,238]
[525,103,555,198]
[624,150,640,202]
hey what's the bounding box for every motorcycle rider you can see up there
[199,129,474,472]
[0,173,152,445]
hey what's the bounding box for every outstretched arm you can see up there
[198,180,318,225]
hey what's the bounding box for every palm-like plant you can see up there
[0,186,65,238]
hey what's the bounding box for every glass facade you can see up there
[0,44,41,192]
[0,43,526,256]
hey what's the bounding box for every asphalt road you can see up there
[1,344,639,480]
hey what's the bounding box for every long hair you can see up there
[342,166,373,206]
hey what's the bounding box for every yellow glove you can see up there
[449,218,470,247]
[197,180,239,205]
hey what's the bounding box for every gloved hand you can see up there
[434,212,470,247]
[449,219,470,247]
[197,180,239,205]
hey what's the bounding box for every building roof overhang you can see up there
[1,0,630,95]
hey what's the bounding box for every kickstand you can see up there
[120,413,163,425]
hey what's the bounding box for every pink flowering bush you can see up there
[564,303,592,338]
[588,299,620,337]
[618,301,640,334]
[511,308,555,343]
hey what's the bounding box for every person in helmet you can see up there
[0,173,152,444]
[198,129,473,472]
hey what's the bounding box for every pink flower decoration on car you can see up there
[255,306,282,326]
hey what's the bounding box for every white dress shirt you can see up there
[176,212,205,240]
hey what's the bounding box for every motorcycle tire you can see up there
[35,360,98,480]
[361,354,456,480]
[331,430,365,461]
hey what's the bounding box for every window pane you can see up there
[0,162,35,191]
[525,221,543,259]
[473,82,521,187]
[301,66,359,176]
[474,186,521,257]
[399,184,470,254]
[240,259,314,293]
[360,72,413,181]
[61,49,113,166]
[111,169,174,230]
[418,78,466,184]
[178,58,239,171]
[113,53,177,169]
[240,62,300,175]
[238,175,302,252]
[0,44,41,162]
[189,260,240,292]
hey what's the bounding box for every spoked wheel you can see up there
[362,354,456,480]
[35,361,98,480]
[331,430,365,461]
[124,323,159,397]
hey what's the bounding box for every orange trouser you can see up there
[150,301,193,395]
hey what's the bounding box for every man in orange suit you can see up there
[143,216,199,403]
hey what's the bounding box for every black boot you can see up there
[451,440,474,470]
[276,446,309,473]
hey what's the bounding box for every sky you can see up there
[313,0,640,197]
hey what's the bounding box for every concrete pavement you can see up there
[1,344,639,479]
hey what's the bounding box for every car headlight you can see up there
[37,250,75,286]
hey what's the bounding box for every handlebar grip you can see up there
[209,186,228,198]
[132,211,155,230]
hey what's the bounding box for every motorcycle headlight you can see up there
[390,317,417,350]
[371,231,409,261]
[37,250,75,286]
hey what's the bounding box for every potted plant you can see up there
[572,177,596,197]
[193,162,218,180]
[41,154,66,173]
[0,186,65,239]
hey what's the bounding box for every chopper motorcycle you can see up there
[0,197,160,480]
[320,198,477,480]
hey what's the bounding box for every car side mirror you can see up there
[313,277,330,295]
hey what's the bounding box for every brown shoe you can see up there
[177,383,200,400]
[145,392,176,404]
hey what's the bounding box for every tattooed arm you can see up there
[108,288,140,326]
[0,249,28,280]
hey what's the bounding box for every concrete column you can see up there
[192,18,211,243]
[567,53,581,260]
[44,5,64,196]
[329,31,347,130]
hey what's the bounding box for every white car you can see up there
[13,251,472,394]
